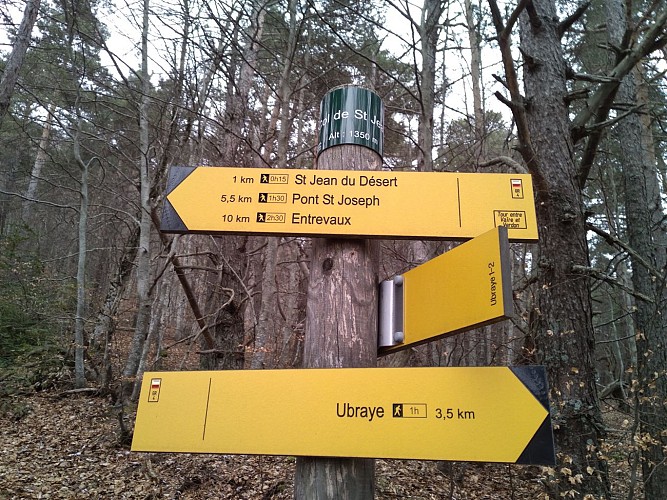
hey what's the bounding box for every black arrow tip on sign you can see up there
[510,366,556,465]
[160,166,195,233]
[516,414,556,465]
[165,165,196,194]
[160,199,188,233]
[510,365,550,410]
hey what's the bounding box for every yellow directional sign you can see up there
[132,366,554,464]
[379,226,512,354]
[161,166,538,241]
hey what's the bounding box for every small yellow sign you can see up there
[380,227,512,354]
[494,210,527,229]
[131,367,554,464]
[161,166,538,241]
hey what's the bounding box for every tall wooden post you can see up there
[294,87,383,499]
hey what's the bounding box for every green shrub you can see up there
[0,230,72,392]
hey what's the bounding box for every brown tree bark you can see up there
[609,2,667,493]
[416,0,444,172]
[122,0,153,400]
[488,0,610,495]
[293,140,381,498]
[72,117,91,390]
[464,0,485,162]
[517,4,609,496]
[22,106,52,221]
[0,0,40,125]
[91,224,140,389]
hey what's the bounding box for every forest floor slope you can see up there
[0,331,636,499]
[0,388,637,499]
[0,391,542,499]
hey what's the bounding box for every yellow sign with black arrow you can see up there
[161,166,538,241]
[132,366,554,464]
[379,226,513,353]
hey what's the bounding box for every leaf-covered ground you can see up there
[0,391,555,499]
[1,388,641,499]
[0,334,637,499]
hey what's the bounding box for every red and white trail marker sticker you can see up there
[148,378,161,402]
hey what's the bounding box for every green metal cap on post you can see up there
[317,86,384,157]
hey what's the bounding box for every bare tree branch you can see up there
[571,8,667,137]
[587,223,664,280]
[0,189,78,211]
[572,265,654,303]
[558,2,590,39]
[487,0,545,189]
[478,155,528,173]
[572,8,667,187]
[577,104,644,187]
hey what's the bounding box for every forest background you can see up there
[1,0,667,498]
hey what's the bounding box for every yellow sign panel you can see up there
[380,227,512,354]
[161,166,538,241]
[132,367,554,464]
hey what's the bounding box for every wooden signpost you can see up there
[294,85,382,497]
[133,86,555,499]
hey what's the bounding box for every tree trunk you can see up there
[610,33,667,500]
[91,224,140,389]
[518,2,609,496]
[250,236,279,369]
[73,124,89,389]
[198,235,248,371]
[464,0,485,162]
[222,0,266,162]
[22,106,52,221]
[276,239,307,368]
[130,286,160,401]
[293,141,380,498]
[416,0,444,172]
[618,87,667,497]
[0,0,40,125]
[122,0,153,399]
[606,1,667,494]
[251,0,300,369]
